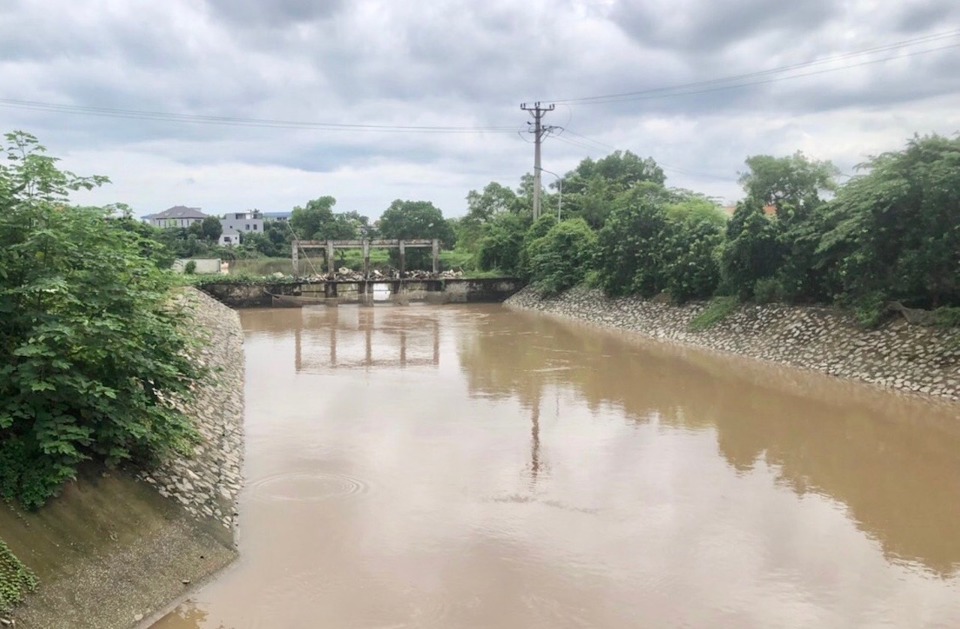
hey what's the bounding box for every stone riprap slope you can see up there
[506,286,960,402]
[141,288,245,537]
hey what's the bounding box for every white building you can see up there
[219,211,264,247]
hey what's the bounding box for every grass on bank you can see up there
[0,539,37,614]
[688,296,740,332]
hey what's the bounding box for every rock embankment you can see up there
[140,288,245,536]
[506,286,960,402]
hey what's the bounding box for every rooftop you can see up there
[148,206,209,220]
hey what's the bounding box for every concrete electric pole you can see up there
[521,102,555,220]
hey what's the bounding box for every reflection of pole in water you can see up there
[294,309,304,372]
[530,395,541,483]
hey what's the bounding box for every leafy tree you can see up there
[735,153,838,303]
[200,216,222,242]
[661,197,726,302]
[476,211,530,275]
[0,131,201,508]
[526,218,598,295]
[519,214,558,278]
[718,200,783,300]
[290,196,337,240]
[458,182,522,251]
[378,200,455,270]
[739,152,838,221]
[560,151,666,229]
[819,134,960,311]
[594,184,671,297]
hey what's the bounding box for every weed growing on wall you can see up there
[688,296,740,332]
[0,538,37,613]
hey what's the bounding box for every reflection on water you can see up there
[290,307,440,372]
[153,304,960,629]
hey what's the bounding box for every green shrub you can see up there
[853,292,889,328]
[688,296,739,332]
[184,260,197,274]
[753,277,785,304]
[595,189,668,297]
[0,539,37,613]
[0,132,202,509]
[526,218,597,296]
[933,306,960,328]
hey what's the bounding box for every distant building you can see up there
[143,206,208,228]
[262,211,292,222]
[219,210,264,247]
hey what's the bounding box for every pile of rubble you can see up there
[297,267,465,281]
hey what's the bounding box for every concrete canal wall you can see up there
[199,277,523,308]
[3,288,245,628]
[506,286,960,402]
[140,288,245,537]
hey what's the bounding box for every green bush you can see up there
[718,201,783,300]
[0,539,37,613]
[476,212,530,276]
[933,307,960,328]
[595,189,668,297]
[526,218,598,295]
[184,260,197,274]
[0,132,202,509]
[853,292,889,328]
[753,277,785,304]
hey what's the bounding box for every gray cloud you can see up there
[610,0,838,54]
[0,0,957,215]
[203,0,345,27]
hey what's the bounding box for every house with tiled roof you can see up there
[143,206,209,229]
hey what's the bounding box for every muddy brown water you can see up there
[152,304,960,628]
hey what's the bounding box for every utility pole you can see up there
[521,101,555,220]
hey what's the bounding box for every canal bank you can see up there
[506,286,960,402]
[3,288,245,628]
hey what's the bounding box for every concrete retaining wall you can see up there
[140,288,245,538]
[506,286,960,402]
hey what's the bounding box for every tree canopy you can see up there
[0,132,201,508]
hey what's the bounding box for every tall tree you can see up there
[200,215,222,242]
[378,200,455,269]
[458,182,523,252]
[290,196,336,240]
[738,152,838,221]
[736,152,839,302]
[560,151,666,229]
[819,134,960,312]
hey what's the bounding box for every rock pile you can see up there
[299,268,466,281]
[506,286,960,402]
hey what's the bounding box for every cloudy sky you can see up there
[1,0,958,218]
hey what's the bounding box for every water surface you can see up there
[153,304,960,628]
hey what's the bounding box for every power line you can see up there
[548,30,960,105]
[553,129,734,181]
[0,98,516,134]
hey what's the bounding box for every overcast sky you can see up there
[1,0,958,218]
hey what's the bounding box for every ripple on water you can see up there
[247,471,370,502]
